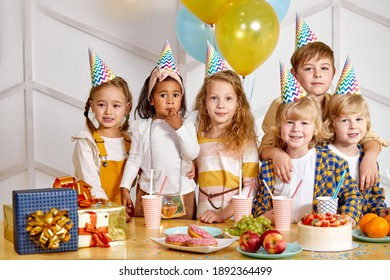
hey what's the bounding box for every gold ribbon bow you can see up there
[53,176,106,208]
[26,208,73,249]
[78,211,112,248]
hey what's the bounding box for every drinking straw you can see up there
[332,170,347,199]
[149,168,154,195]
[386,168,390,184]
[158,176,168,196]
[247,179,256,198]
[291,179,303,199]
[262,179,274,199]
[239,168,242,196]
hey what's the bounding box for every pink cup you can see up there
[272,196,293,231]
[232,195,253,223]
[142,195,163,228]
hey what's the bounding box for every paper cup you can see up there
[316,196,338,214]
[272,196,293,231]
[142,195,163,228]
[232,195,253,223]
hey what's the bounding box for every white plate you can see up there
[150,237,237,254]
[224,231,240,240]
[163,226,223,237]
[301,241,359,252]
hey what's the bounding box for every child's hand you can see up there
[379,208,390,217]
[120,187,134,222]
[262,210,275,226]
[199,210,225,224]
[185,162,196,179]
[272,150,292,183]
[165,109,183,130]
[359,154,378,190]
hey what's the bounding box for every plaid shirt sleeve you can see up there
[313,146,363,223]
[357,145,387,215]
[252,160,275,217]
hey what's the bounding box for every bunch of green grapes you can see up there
[225,215,271,236]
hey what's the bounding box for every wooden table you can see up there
[1,218,389,260]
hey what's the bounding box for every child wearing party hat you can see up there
[323,57,390,217]
[252,62,362,225]
[72,49,132,208]
[120,41,199,219]
[259,14,387,190]
[193,41,259,224]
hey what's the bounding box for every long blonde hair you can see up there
[194,70,257,154]
[272,95,324,150]
[323,94,371,143]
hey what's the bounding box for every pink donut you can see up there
[188,224,213,239]
[187,237,218,247]
[165,234,191,246]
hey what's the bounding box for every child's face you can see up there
[90,85,130,132]
[292,57,335,98]
[151,79,183,119]
[205,79,238,129]
[281,118,315,156]
[332,113,367,147]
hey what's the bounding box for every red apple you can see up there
[259,229,280,247]
[263,232,286,254]
[239,230,262,253]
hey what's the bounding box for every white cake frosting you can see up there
[297,221,353,251]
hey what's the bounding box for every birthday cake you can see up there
[297,213,353,251]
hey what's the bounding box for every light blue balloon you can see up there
[176,6,219,63]
[266,0,291,21]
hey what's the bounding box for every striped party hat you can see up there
[88,49,116,88]
[280,62,307,104]
[295,14,318,49]
[157,41,179,75]
[205,41,228,76]
[334,56,361,95]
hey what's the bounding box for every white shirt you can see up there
[329,144,360,182]
[120,117,199,195]
[274,148,316,223]
[72,131,129,200]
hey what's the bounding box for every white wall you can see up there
[1,0,389,219]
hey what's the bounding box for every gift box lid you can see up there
[13,188,78,255]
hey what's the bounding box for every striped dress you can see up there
[196,135,259,218]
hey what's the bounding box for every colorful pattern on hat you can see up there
[157,41,179,74]
[205,41,228,76]
[334,56,361,95]
[296,14,318,49]
[280,62,307,104]
[89,49,116,87]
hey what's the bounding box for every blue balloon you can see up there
[176,6,219,63]
[266,0,290,21]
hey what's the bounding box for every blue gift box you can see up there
[13,188,78,255]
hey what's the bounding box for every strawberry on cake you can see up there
[298,213,353,251]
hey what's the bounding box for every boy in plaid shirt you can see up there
[252,64,362,225]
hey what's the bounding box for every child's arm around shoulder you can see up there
[259,97,292,183]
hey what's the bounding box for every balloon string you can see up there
[249,71,256,102]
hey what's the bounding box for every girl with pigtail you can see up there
[72,49,132,209]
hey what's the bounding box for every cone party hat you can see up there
[157,40,179,75]
[295,14,318,49]
[88,48,116,88]
[280,61,307,104]
[205,41,228,76]
[334,56,361,95]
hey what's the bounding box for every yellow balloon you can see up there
[180,0,230,24]
[216,0,280,76]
